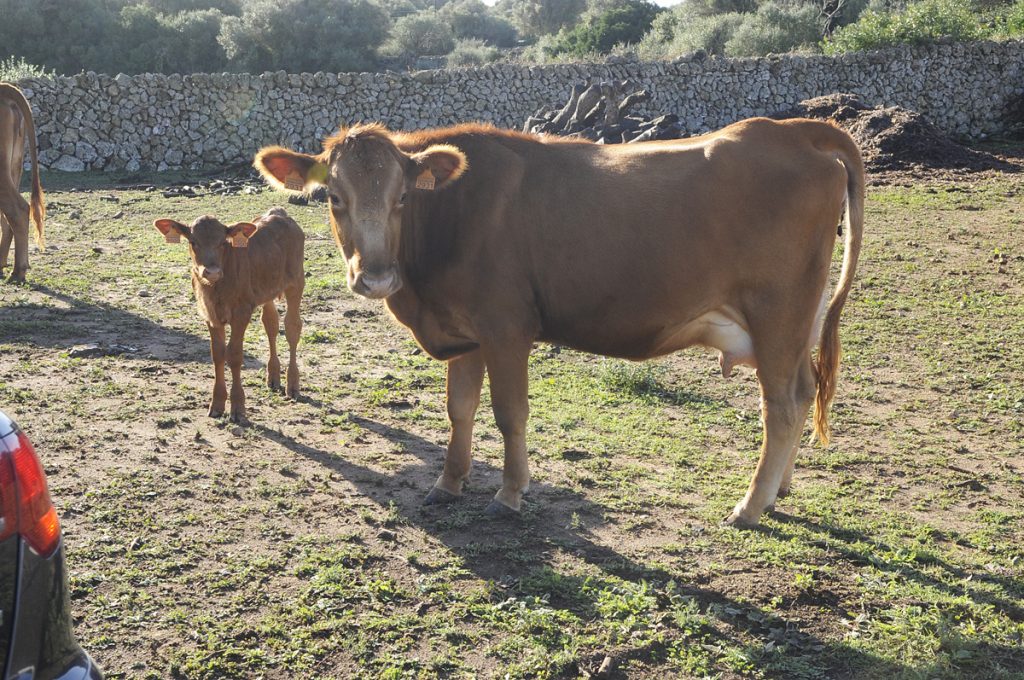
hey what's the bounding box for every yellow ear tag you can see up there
[307,162,329,185]
[415,168,436,191]
[164,232,180,244]
[229,232,249,248]
[284,172,304,192]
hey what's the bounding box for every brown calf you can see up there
[0,83,45,283]
[256,119,863,527]
[155,207,305,424]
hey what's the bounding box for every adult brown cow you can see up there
[255,118,864,527]
[0,83,45,283]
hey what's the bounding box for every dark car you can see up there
[0,410,102,680]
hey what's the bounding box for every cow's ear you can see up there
[154,219,190,243]
[254,146,329,193]
[409,144,467,190]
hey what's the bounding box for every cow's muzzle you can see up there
[351,267,400,299]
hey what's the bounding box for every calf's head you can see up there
[154,216,257,285]
[254,124,467,299]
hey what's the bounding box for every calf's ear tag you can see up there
[284,172,304,192]
[229,232,249,248]
[415,168,436,191]
[164,232,180,244]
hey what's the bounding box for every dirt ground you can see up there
[0,155,1022,679]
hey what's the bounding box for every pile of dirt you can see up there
[773,93,1020,176]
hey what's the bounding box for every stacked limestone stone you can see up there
[15,40,1024,172]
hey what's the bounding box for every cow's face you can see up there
[255,126,466,299]
[154,216,256,286]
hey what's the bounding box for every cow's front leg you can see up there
[425,350,485,506]
[227,316,250,425]
[208,323,228,417]
[482,341,531,515]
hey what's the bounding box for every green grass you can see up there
[1,169,1022,679]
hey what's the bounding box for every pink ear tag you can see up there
[164,232,180,244]
[230,232,249,248]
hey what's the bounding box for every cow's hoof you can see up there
[267,380,282,393]
[286,387,300,400]
[6,273,25,284]
[484,499,520,518]
[229,413,250,426]
[723,512,759,529]
[423,487,461,506]
[208,408,224,418]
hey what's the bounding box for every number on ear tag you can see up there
[230,233,249,248]
[415,168,436,191]
[164,232,180,244]
[284,172,304,192]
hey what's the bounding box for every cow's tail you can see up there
[812,127,864,446]
[3,84,45,248]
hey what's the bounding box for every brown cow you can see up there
[154,207,305,425]
[255,118,863,527]
[0,83,45,283]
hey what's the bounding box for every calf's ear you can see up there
[154,219,190,244]
[254,146,329,192]
[409,144,468,190]
[225,222,258,248]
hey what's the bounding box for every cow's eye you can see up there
[329,194,341,205]
[398,192,407,206]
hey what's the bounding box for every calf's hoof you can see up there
[286,386,300,400]
[423,487,461,506]
[6,272,26,284]
[267,379,282,393]
[229,411,250,426]
[208,407,224,418]
[484,499,520,518]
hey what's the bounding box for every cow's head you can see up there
[154,216,257,286]
[254,124,467,299]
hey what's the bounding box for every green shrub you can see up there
[724,1,823,56]
[442,0,518,47]
[382,10,456,57]
[823,0,985,53]
[998,0,1024,36]
[0,56,55,81]
[447,37,501,66]
[637,10,746,57]
[548,0,662,56]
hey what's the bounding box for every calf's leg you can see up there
[227,316,250,424]
[283,286,302,399]
[208,323,228,417]
[482,341,532,516]
[425,350,485,505]
[262,301,281,391]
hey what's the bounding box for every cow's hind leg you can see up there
[283,286,302,399]
[0,213,11,275]
[425,350,485,506]
[482,340,532,516]
[726,355,816,527]
[262,301,281,392]
[0,188,29,283]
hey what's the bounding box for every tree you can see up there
[548,0,662,56]
[382,9,457,56]
[497,0,587,37]
[218,0,392,72]
[442,0,518,46]
[724,0,822,55]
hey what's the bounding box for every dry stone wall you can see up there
[16,40,1024,172]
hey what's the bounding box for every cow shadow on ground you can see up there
[248,415,996,678]
[1,282,211,364]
